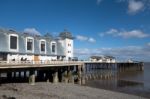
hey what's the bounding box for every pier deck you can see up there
[0,61,83,69]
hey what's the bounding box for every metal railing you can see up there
[0,60,84,66]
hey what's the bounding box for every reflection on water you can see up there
[117,80,143,87]
[85,63,150,98]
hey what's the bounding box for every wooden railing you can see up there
[0,60,84,65]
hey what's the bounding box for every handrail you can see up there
[0,61,84,65]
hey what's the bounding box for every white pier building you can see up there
[0,28,74,63]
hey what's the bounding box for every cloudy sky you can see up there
[0,0,150,61]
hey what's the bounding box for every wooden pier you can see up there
[0,61,144,85]
[84,61,144,81]
[0,61,85,85]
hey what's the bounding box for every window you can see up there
[68,44,71,47]
[27,38,33,51]
[41,41,45,52]
[10,35,18,50]
[52,43,56,53]
[68,51,71,53]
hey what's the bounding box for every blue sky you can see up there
[0,0,150,61]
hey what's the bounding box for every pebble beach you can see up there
[0,83,148,99]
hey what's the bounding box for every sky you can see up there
[0,0,150,61]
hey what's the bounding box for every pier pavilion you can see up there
[0,28,74,63]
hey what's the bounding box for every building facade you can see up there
[0,28,74,62]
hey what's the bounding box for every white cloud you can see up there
[100,28,149,38]
[76,35,96,43]
[119,30,149,38]
[106,28,118,34]
[24,28,41,35]
[76,35,88,41]
[117,0,150,15]
[128,0,144,14]
[97,0,103,5]
[88,37,96,43]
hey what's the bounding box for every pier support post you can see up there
[89,74,92,79]
[140,65,144,71]
[29,70,35,85]
[53,71,58,83]
[63,70,68,83]
[140,63,144,71]
[81,64,85,85]
[77,65,82,85]
[68,70,74,84]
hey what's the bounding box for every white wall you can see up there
[57,40,65,56]
[7,54,33,62]
[39,56,57,61]
[7,54,58,63]
[7,54,19,61]
[58,38,73,61]
[64,38,73,60]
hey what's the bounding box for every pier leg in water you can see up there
[53,71,58,84]
[29,69,35,85]
[140,63,144,71]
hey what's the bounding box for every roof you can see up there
[90,56,103,59]
[90,55,115,60]
[0,28,75,41]
[59,29,74,39]
[104,56,115,59]
[0,28,19,35]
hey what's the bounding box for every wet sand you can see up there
[0,82,148,99]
